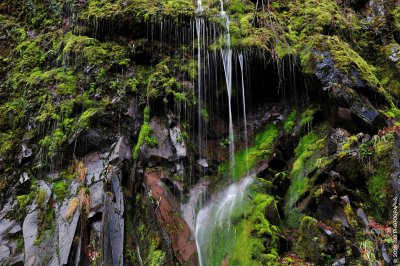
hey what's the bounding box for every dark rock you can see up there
[265,201,281,226]
[126,97,137,119]
[141,117,175,161]
[169,125,187,159]
[74,129,116,156]
[0,219,21,238]
[333,153,363,182]
[332,257,345,266]
[85,152,106,185]
[18,143,32,164]
[328,85,384,132]
[89,181,105,218]
[57,195,80,265]
[103,168,124,266]
[314,51,386,133]
[0,245,10,261]
[23,181,52,266]
[356,208,370,228]
[144,169,197,264]
[391,133,400,197]
[17,172,31,193]
[108,136,131,164]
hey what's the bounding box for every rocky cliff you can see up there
[0,0,399,265]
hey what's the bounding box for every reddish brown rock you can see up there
[144,169,197,265]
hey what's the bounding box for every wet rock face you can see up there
[314,51,385,133]
[144,169,197,264]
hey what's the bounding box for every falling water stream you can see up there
[238,53,249,169]
[220,1,235,175]
[192,2,254,265]
[191,1,254,265]
[196,0,204,162]
[195,176,254,266]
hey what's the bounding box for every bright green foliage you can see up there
[80,0,194,23]
[133,123,152,160]
[63,32,129,67]
[132,107,158,160]
[392,7,400,31]
[146,240,166,266]
[342,135,358,151]
[35,189,47,206]
[146,57,195,104]
[206,181,279,265]
[284,110,297,133]
[52,181,68,200]
[380,43,400,99]
[219,124,279,180]
[300,106,317,126]
[285,125,329,227]
[368,133,395,222]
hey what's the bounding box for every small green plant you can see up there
[35,189,47,207]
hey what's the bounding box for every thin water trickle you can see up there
[195,176,254,266]
[220,1,235,176]
[181,179,209,236]
[195,0,204,164]
[238,53,249,170]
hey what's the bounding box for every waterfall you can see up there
[195,176,254,266]
[196,0,204,162]
[238,53,248,170]
[181,179,209,235]
[220,0,235,176]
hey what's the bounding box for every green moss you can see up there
[206,181,279,265]
[79,108,101,129]
[39,127,67,158]
[52,181,68,201]
[200,108,209,123]
[367,133,394,222]
[132,117,156,160]
[146,239,166,266]
[219,124,279,180]
[34,203,55,246]
[16,193,34,220]
[294,216,325,262]
[342,135,358,151]
[285,125,329,227]
[379,43,400,99]
[284,110,297,133]
[300,106,317,126]
[35,189,47,207]
[80,0,194,24]
[391,7,400,32]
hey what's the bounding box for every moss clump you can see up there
[342,135,358,151]
[207,181,279,265]
[284,110,297,133]
[294,216,325,262]
[285,125,329,227]
[367,133,394,222]
[52,181,68,201]
[300,106,317,126]
[146,239,166,266]
[219,124,279,180]
[35,189,47,207]
[132,107,158,160]
[80,0,194,25]
[379,43,400,100]
[145,57,195,105]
